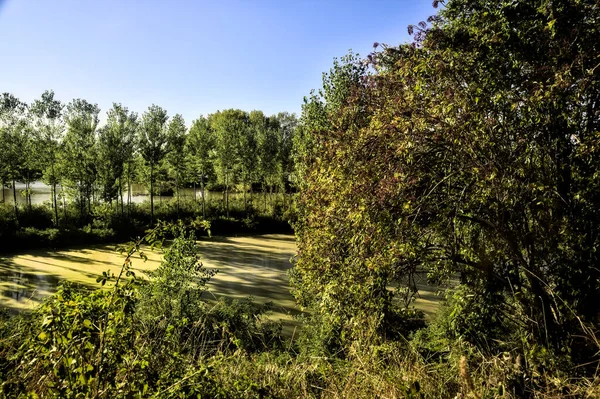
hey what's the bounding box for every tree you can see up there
[19,126,40,212]
[166,114,187,215]
[138,105,169,223]
[30,90,64,226]
[237,112,258,212]
[186,116,215,218]
[253,111,280,213]
[96,103,138,216]
[290,54,377,351]
[211,109,247,218]
[275,112,297,197]
[61,99,100,221]
[0,93,30,219]
[292,0,600,362]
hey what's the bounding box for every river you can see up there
[1,181,226,206]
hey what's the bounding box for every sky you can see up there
[0,0,436,125]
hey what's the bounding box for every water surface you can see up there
[0,235,446,332]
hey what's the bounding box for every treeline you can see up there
[0,92,297,226]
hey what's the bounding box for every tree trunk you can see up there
[150,164,154,224]
[127,161,131,218]
[225,171,229,218]
[119,177,124,217]
[263,184,267,213]
[176,182,180,217]
[26,172,31,211]
[176,172,180,217]
[62,188,67,224]
[12,179,18,220]
[87,180,92,219]
[53,182,59,227]
[51,162,58,226]
[79,181,84,221]
[201,176,206,219]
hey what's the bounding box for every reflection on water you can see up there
[1,181,229,206]
[0,268,60,308]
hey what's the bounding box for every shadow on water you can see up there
[0,234,454,339]
[199,245,293,273]
[196,237,301,334]
[0,236,299,320]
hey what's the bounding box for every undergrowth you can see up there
[0,222,597,398]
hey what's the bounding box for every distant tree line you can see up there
[0,91,297,225]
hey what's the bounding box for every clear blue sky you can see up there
[0,0,435,125]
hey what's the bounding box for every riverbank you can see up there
[0,196,294,254]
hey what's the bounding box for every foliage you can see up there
[139,223,217,320]
[292,0,600,370]
[0,93,30,218]
[96,103,138,206]
[30,90,65,226]
[137,104,169,222]
[61,98,100,221]
[0,222,286,398]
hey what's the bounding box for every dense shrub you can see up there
[292,0,600,370]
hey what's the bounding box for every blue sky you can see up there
[0,0,435,124]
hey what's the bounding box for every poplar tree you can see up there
[62,99,100,220]
[186,116,215,218]
[166,113,187,214]
[30,90,65,226]
[0,93,29,219]
[138,105,168,224]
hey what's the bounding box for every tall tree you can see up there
[253,111,280,213]
[30,90,64,226]
[97,103,138,216]
[0,93,29,219]
[186,116,215,218]
[238,111,259,210]
[275,112,297,196]
[166,114,187,215]
[61,99,100,221]
[211,109,246,218]
[138,105,169,223]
